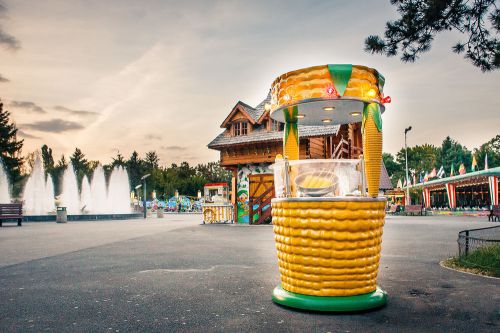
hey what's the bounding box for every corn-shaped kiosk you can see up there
[269,64,390,311]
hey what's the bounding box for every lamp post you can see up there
[141,174,151,218]
[404,126,412,205]
[135,184,142,214]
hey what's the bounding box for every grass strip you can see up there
[443,244,500,278]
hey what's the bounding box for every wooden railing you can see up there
[249,186,274,225]
[333,136,350,159]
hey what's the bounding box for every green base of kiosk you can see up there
[272,285,387,312]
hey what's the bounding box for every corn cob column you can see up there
[362,103,383,197]
[283,106,299,161]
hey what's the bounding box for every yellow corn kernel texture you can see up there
[271,65,380,109]
[272,200,386,296]
[363,110,383,197]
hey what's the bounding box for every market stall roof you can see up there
[408,166,500,189]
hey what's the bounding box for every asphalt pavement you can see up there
[0,215,498,332]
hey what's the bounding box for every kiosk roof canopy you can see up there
[269,64,388,126]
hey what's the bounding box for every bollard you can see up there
[157,208,164,218]
[56,207,67,223]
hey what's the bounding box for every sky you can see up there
[0,0,499,166]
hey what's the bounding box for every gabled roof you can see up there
[255,91,272,123]
[220,102,257,128]
[219,91,272,128]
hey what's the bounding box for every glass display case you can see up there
[273,159,365,199]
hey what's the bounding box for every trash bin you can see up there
[56,206,67,223]
[157,208,164,218]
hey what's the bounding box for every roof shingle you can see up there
[208,124,339,148]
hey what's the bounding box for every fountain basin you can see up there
[20,213,142,222]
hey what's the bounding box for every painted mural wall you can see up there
[237,163,272,223]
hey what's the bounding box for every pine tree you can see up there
[0,100,24,196]
[70,148,89,190]
[365,0,500,71]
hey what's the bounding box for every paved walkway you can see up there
[0,215,498,332]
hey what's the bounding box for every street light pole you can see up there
[135,184,142,214]
[141,174,151,219]
[404,126,412,205]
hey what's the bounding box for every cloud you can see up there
[53,105,99,117]
[9,100,46,113]
[0,27,19,50]
[0,73,8,82]
[17,129,40,139]
[160,145,185,151]
[22,119,84,133]
[0,4,21,51]
[145,134,162,140]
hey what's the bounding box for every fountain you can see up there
[45,174,55,213]
[20,160,138,221]
[23,155,55,214]
[80,175,92,213]
[107,166,131,214]
[91,165,108,213]
[0,159,11,203]
[59,163,80,214]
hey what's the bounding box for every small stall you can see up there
[385,189,406,213]
[202,182,233,223]
[269,64,390,311]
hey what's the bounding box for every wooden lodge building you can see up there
[208,92,392,224]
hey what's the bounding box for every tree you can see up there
[25,151,36,174]
[382,153,400,176]
[439,136,472,173]
[0,100,24,196]
[196,161,232,183]
[365,0,500,71]
[382,152,404,186]
[127,151,144,189]
[144,151,160,169]
[395,143,441,182]
[70,148,89,189]
[474,134,500,169]
[52,155,68,195]
[112,152,126,168]
[41,144,55,175]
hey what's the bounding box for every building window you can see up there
[234,122,248,136]
[271,119,283,131]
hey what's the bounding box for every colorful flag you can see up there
[485,154,489,170]
[459,163,466,175]
[429,168,437,178]
[471,155,477,172]
[419,172,424,183]
[403,178,407,187]
[423,172,429,182]
[436,166,445,178]
[450,164,455,177]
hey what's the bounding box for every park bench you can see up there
[0,203,23,227]
[404,205,424,216]
[488,205,500,222]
